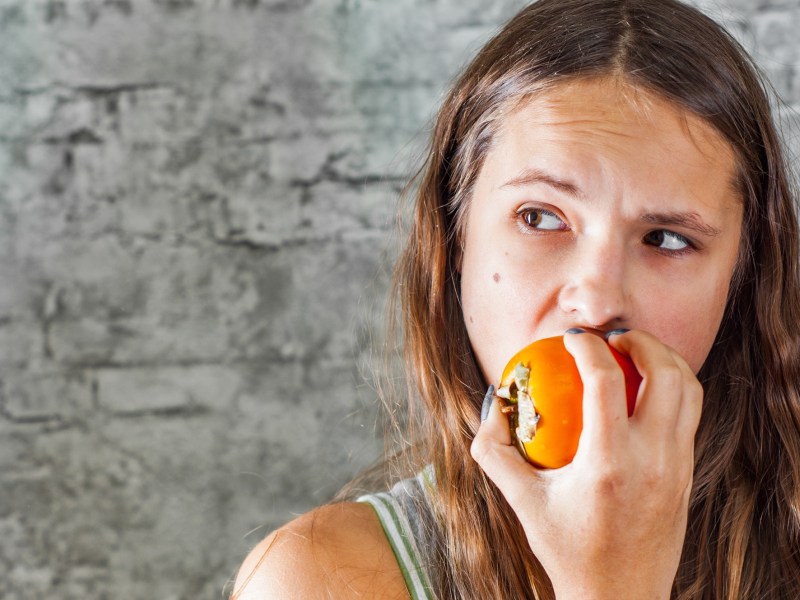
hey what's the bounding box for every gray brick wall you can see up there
[1,1,797,598]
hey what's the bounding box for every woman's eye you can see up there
[644,230,691,251]
[520,208,566,231]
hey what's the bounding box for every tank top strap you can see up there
[357,470,436,600]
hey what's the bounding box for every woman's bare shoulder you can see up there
[230,501,408,600]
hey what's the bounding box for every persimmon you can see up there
[496,335,642,469]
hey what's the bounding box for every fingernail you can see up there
[565,327,586,334]
[604,328,630,339]
[480,385,495,422]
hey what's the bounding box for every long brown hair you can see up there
[389,0,800,598]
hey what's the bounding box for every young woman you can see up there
[232,0,800,598]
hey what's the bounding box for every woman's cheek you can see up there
[461,267,504,382]
[632,279,727,374]
[462,255,560,385]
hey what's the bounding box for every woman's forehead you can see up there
[502,77,728,149]
[486,77,741,201]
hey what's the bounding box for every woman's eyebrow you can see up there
[499,167,584,198]
[501,167,723,237]
[641,211,722,237]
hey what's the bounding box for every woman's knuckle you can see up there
[470,437,489,463]
[687,378,704,400]
[586,364,623,392]
[655,364,683,390]
[591,463,625,491]
[471,436,504,468]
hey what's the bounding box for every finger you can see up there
[673,365,703,451]
[607,330,687,438]
[471,390,539,510]
[480,384,495,423]
[563,330,629,457]
[475,386,512,445]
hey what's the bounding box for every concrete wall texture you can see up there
[1,0,799,598]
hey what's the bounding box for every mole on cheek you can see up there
[493,273,501,283]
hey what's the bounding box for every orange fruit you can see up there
[497,335,641,469]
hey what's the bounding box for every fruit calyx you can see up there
[496,362,540,443]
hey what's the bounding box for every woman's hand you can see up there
[470,329,702,600]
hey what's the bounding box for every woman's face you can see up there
[460,78,743,384]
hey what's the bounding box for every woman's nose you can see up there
[557,245,631,328]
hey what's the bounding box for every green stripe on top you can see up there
[373,493,432,596]
[358,492,435,600]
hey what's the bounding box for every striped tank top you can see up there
[357,467,438,600]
